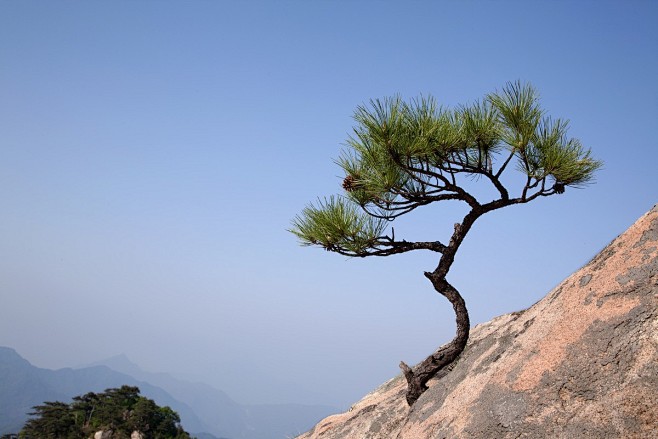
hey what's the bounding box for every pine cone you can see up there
[342,175,358,192]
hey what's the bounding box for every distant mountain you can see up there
[0,347,63,434]
[1,347,338,439]
[86,354,244,438]
[0,347,211,436]
[88,354,339,439]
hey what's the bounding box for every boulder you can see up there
[298,204,658,438]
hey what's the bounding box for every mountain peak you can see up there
[0,346,32,368]
[85,353,142,375]
[298,203,658,438]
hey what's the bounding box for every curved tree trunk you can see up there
[399,210,484,405]
[399,275,470,405]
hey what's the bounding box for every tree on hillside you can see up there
[20,386,191,439]
[21,401,79,439]
[290,81,601,405]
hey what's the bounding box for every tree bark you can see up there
[398,209,489,405]
[399,275,470,405]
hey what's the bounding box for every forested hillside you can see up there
[20,385,190,439]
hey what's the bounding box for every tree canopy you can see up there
[292,81,601,257]
[19,386,191,439]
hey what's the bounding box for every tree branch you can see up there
[398,160,481,208]
[494,148,516,179]
[332,238,446,257]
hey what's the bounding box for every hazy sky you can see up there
[1,1,657,409]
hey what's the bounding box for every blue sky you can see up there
[1,1,657,408]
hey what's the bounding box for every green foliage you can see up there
[528,118,600,186]
[291,81,602,256]
[19,386,191,439]
[20,402,79,439]
[487,80,542,150]
[290,196,387,255]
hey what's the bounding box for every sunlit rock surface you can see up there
[298,204,658,439]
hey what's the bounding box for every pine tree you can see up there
[21,401,80,439]
[20,386,191,439]
[291,81,602,405]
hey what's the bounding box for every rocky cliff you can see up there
[298,205,658,439]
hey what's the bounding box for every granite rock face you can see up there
[298,205,658,439]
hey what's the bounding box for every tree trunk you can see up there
[399,274,470,406]
[399,210,482,406]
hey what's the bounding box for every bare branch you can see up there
[494,148,516,178]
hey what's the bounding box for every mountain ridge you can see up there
[84,353,245,438]
[0,346,337,439]
[0,346,208,435]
